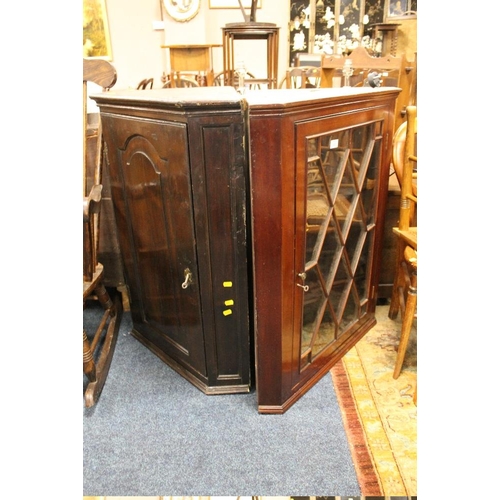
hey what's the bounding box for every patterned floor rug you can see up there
[330,304,417,497]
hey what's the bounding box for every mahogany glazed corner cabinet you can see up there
[91,86,399,413]
[245,87,399,413]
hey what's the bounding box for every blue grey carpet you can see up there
[83,304,361,496]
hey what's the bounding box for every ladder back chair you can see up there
[388,105,417,380]
[83,58,123,407]
[137,77,154,89]
[212,69,261,90]
[279,66,322,89]
[162,71,201,88]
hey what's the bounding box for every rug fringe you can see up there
[330,362,383,496]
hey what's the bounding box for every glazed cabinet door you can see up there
[293,113,385,384]
[103,117,208,379]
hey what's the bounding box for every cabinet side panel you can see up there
[189,114,251,390]
[248,115,286,407]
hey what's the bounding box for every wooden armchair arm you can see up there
[83,184,103,222]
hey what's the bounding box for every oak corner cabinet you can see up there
[91,86,251,394]
[245,87,400,413]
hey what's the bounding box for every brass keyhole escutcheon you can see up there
[297,272,309,292]
[181,268,193,289]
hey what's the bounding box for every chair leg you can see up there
[83,330,96,383]
[94,281,114,311]
[84,286,123,407]
[388,240,405,319]
[393,266,417,379]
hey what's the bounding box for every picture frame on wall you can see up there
[83,0,113,60]
[209,0,262,9]
[386,0,417,18]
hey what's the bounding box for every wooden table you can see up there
[222,22,280,89]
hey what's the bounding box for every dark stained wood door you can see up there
[107,118,207,378]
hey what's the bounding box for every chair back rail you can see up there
[83,58,117,279]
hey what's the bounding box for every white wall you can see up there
[104,0,290,90]
[105,0,166,89]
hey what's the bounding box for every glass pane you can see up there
[300,120,382,368]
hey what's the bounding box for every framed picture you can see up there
[163,0,201,22]
[83,0,113,60]
[386,0,417,19]
[209,0,262,8]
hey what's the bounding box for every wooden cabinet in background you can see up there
[92,87,251,394]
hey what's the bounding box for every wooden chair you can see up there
[320,46,417,131]
[83,58,123,407]
[279,66,322,89]
[392,116,418,200]
[162,72,200,88]
[212,69,261,90]
[137,77,154,89]
[388,105,417,379]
